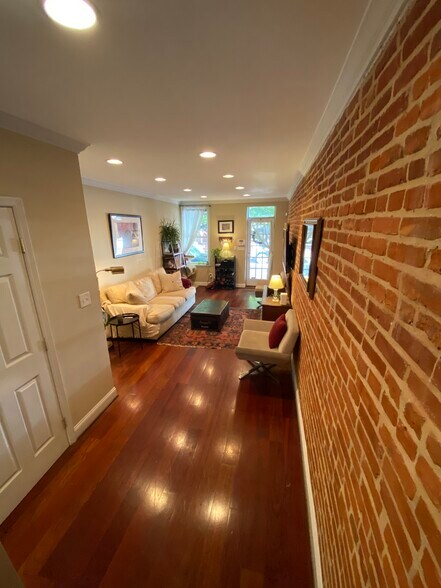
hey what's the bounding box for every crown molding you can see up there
[290,0,410,196]
[179,196,289,206]
[82,177,180,204]
[0,111,89,154]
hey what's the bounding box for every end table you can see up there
[261,296,291,321]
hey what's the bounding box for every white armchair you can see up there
[235,309,299,381]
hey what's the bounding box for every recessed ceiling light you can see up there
[200,151,216,159]
[201,195,208,199]
[42,0,97,30]
[223,174,234,179]
[106,158,123,165]
[155,177,166,182]
[243,193,250,197]
[235,186,244,190]
[183,188,192,192]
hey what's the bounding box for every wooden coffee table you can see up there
[190,299,229,331]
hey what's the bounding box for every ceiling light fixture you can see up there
[42,0,97,30]
[106,158,123,165]
[200,151,216,159]
[183,188,192,192]
[155,177,166,182]
[235,186,244,190]
[243,193,250,197]
[223,174,234,179]
[201,195,208,199]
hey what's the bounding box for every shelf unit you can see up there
[162,242,186,274]
[214,256,236,289]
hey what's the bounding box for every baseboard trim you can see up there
[292,360,323,588]
[194,281,208,287]
[73,387,118,439]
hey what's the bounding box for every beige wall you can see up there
[194,200,288,285]
[84,186,180,288]
[0,128,114,427]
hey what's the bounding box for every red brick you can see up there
[416,456,441,509]
[387,242,426,267]
[387,189,405,211]
[396,419,417,460]
[372,216,400,235]
[379,481,413,570]
[416,311,441,347]
[421,549,441,587]
[404,401,425,438]
[426,434,441,468]
[402,273,441,315]
[421,84,441,119]
[400,217,441,240]
[372,259,400,288]
[392,324,437,376]
[396,104,420,136]
[431,27,441,58]
[415,500,441,567]
[377,166,407,191]
[375,331,407,378]
[425,181,441,208]
[394,45,429,95]
[407,371,441,429]
[403,0,441,61]
[404,186,425,210]
[408,158,426,180]
[370,144,402,172]
[428,147,441,175]
[380,425,416,499]
[405,125,430,154]
[428,249,441,274]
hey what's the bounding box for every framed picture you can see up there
[299,218,323,299]
[218,220,234,234]
[108,213,144,258]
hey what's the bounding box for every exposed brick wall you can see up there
[288,1,441,586]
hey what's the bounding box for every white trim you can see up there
[82,178,180,204]
[194,281,208,287]
[292,358,323,588]
[0,196,76,443]
[73,387,117,438]
[236,283,246,288]
[180,197,289,205]
[0,111,89,154]
[291,0,409,193]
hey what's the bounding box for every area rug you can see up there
[157,307,261,349]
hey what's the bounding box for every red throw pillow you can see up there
[268,314,287,349]
[181,277,192,289]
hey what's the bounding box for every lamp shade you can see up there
[269,274,284,290]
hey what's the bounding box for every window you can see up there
[181,206,209,265]
[247,206,276,219]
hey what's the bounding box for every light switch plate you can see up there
[78,291,91,308]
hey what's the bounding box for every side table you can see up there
[108,313,143,357]
[261,297,291,321]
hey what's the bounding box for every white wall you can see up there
[83,185,180,288]
[0,128,114,428]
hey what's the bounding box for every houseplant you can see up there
[159,218,181,252]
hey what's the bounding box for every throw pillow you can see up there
[126,285,150,305]
[147,268,166,293]
[268,314,287,349]
[106,281,131,304]
[134,276,157,301]
[159,270,185,293]
[181,277,192,289]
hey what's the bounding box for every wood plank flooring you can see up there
[0,288,313,587]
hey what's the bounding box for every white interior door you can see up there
[0,206,68,523]
[246,219,273,286]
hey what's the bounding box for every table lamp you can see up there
[269,274,284,301]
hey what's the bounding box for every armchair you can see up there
[235,309,299,381]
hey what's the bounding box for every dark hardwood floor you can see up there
[0,288,313,587]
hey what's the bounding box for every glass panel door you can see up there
[246,219,273,285]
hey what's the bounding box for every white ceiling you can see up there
[0,0,406,203]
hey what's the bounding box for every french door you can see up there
[246,218,273,286]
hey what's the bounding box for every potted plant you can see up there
[159,218,181,253]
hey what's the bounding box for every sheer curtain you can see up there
[181,206,204,254]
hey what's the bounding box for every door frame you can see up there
[0,196,74,443]
[245,217,274,286]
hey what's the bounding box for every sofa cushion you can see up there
[106,281,132,304]
[160,270,185,293]
[150,295,185,309]
[127,289,150,305]
[268,314,287,349]
[146,304,175,324]
[164,287,196,301]
[134,276,157,301]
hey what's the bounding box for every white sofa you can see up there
[100,268,196,340]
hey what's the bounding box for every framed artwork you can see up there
[108,213,144,258]
[299,218,323,299]
[218,220,234,234]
